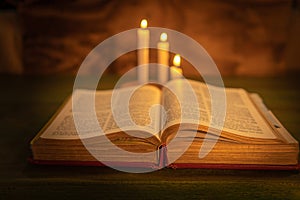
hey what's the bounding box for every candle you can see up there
[157,33,169,84]
[170,54,183,80]
[137,19,149,84]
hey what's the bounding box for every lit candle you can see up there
[137,19,149,84]
[157,33,169,84]
[170,54,183,80]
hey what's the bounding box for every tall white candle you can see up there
[170,54,183,80]
[157,33,169,84]
[137,19,149,84]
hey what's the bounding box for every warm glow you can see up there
[173,54,181,67]
[160,33,167,42]
[140,19,148,29]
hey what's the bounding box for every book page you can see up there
[104,85,161,137]
[40,85,161,140]
[162,79,276,139]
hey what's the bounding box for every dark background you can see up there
[0,0,300,76]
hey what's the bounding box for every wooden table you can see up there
[1,75,299,199]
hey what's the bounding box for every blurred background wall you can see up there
[0,0,299,76]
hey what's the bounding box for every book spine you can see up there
[158,144,168,169]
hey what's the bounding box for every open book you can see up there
[30,79,299,170]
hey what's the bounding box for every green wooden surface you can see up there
[0,75,300,199]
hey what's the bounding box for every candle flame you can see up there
[140,19,148,28]
[173,54,181,67]
[160,33,167,42]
